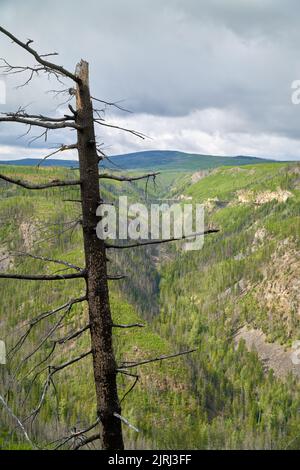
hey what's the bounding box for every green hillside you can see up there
[103,151,277,171]
[1,162,300,449]
[0,150,278,172]
[0,165,196,450]
[155,162,300,448]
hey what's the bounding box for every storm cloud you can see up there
[1,0,300,159]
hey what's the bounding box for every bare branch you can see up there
[4,110,75,122]
[91,96,132,113]
[72,432,100,450]
[94,119,146,140]
[99,171,160,182]
[12,302,74,377]
[36,143,78,167]
[0,58,47,87]
[106,229,220,249]
[62,199,82,204]
[25,351,92,424]
[32,219,82,247]
[118,349,197,369]
[11,251,83,272]
[113,323,144,329]
[0,57,43,74]
[54,324,90,345]
[53,419,100,450]
[0,271,86,281]
[8,297,86,357]
[51,350,92,374]
[0,173,81,189]
[0,393,35,448]
[107,274,127,280]
[0,26,79,83]
[0,114,80,129]
[113,412,140,433]
[119,372,139,404]
[25,371,53,425]
[22,343,56,386]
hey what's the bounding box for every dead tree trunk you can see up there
[0,26,215,451]
[75,60,124,450]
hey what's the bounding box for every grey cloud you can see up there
[0,0,300,157]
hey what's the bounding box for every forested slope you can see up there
[156,162,300,449]
[1,162,300,449]
[0,165,195,449]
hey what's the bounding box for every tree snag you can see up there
[0,26,218,450]
[75,60,124,450]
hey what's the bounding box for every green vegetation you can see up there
[1,149,277,172]
[1,161,300,449]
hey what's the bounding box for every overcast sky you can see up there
[1,0,300,160]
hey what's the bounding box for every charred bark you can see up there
[75,60,124,450]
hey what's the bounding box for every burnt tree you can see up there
[75,60,123,449]
[0,26,217,450]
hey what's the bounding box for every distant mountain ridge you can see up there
[0,149,278,172]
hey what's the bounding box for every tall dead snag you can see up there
[75,60,123,449]
[0,26,218,450]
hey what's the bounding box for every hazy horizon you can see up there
[0,148,299,164]
[1,1,300,161]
